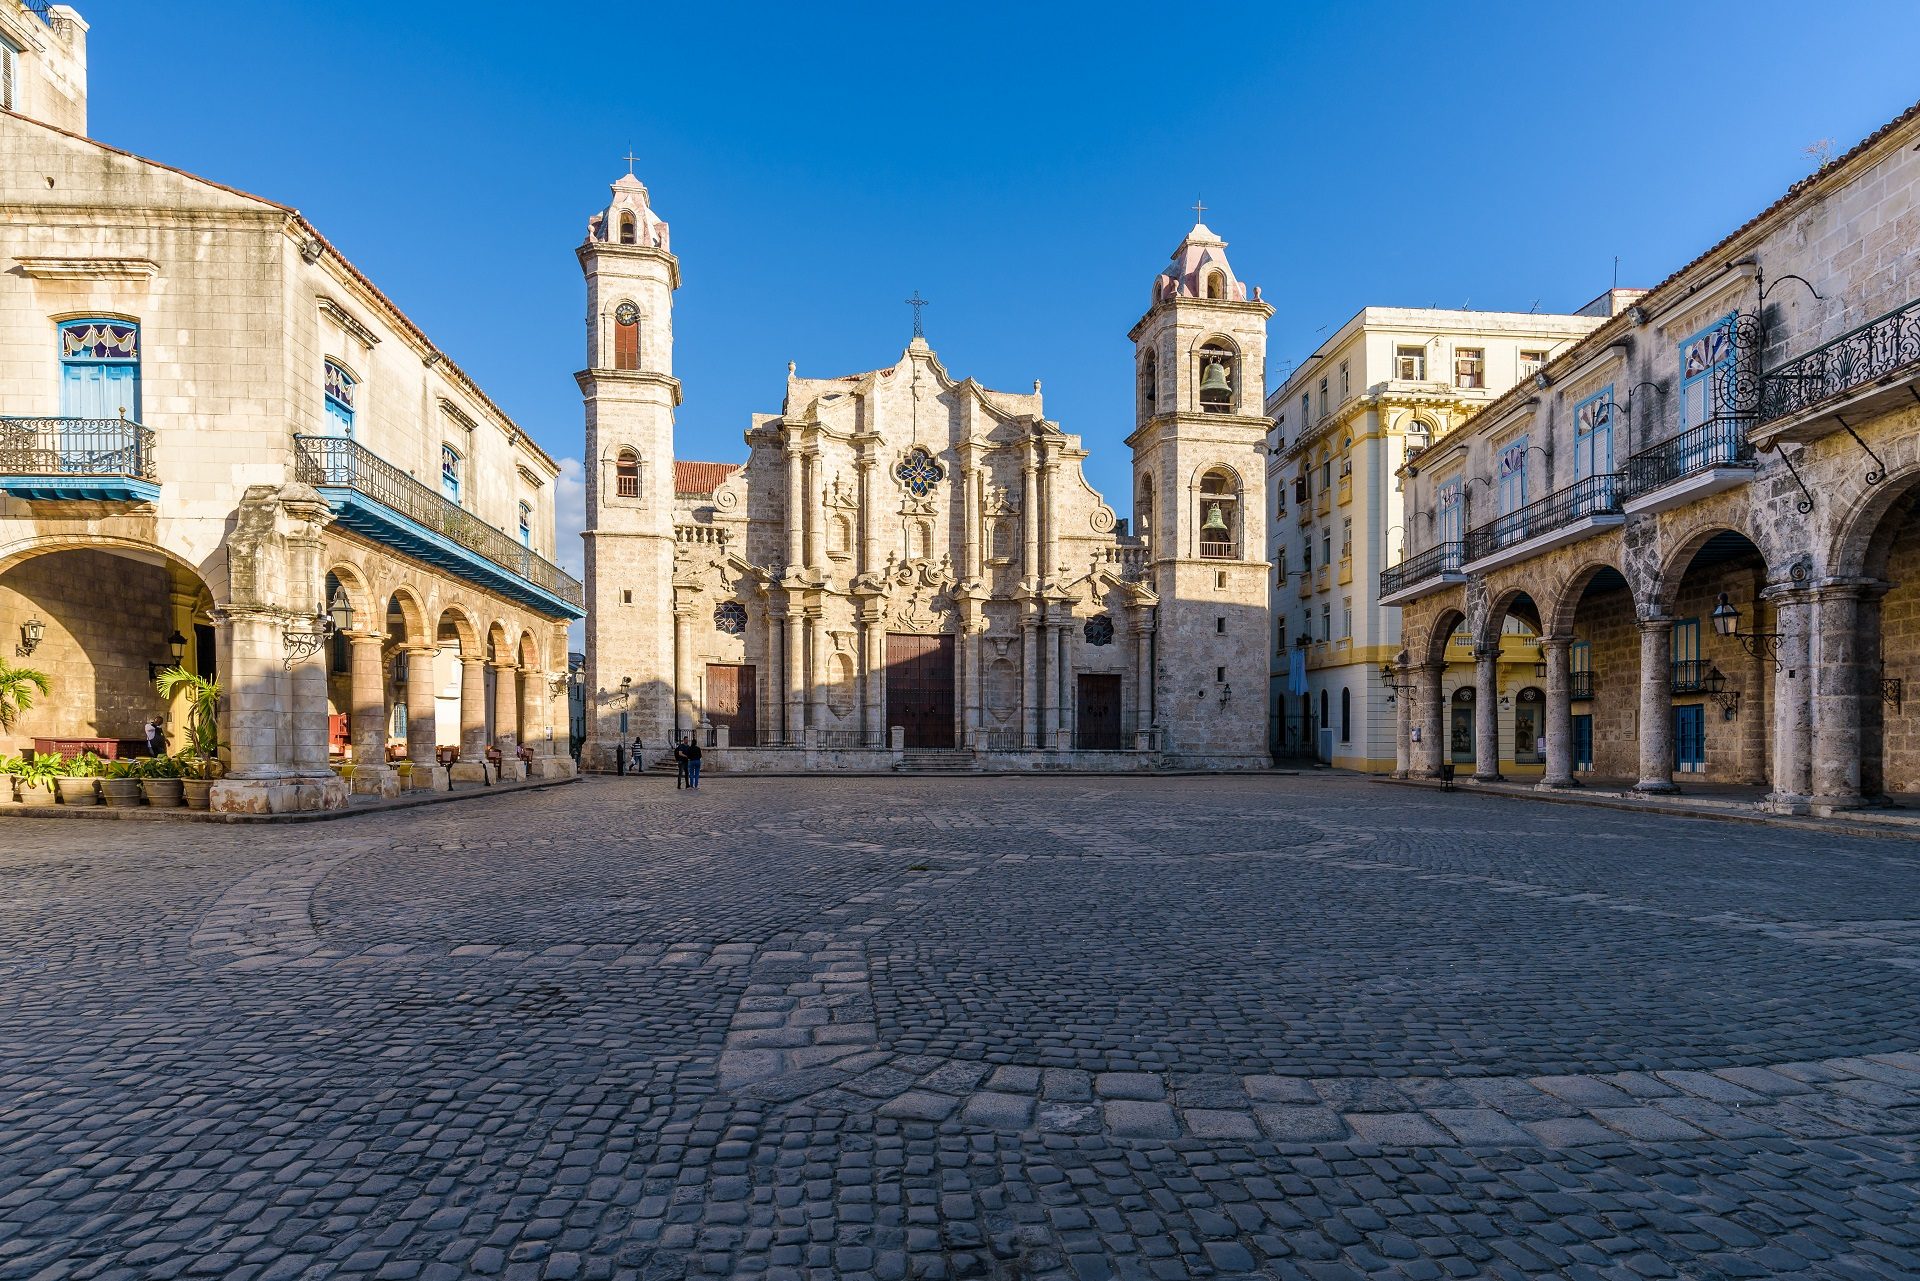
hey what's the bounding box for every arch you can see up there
[1195,335,1238,415]
[322,560,375,625]
[1195,464,1241,559]
[384,586,428,647]
[1319,687,1329,732]
[618,212,637,245]
[828,513,852,557]
[1204,269,1226,300]
[615,448,642,498]
[1418,605,1468,668]
[517,628,543,671]
[612,299,641,370]
[484,620,512,665]
[1544,559,1641,638]
[1476,584,1543,649]
[1831,463,1920,580]
[1138,349,1158,418]
[1654,524,1772,617]
[1136,471,1156,546]
[1339,686,1351,742]
[434,603,482,657]
[0,531,221,592]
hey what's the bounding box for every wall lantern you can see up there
[1710,592,1782,670]
[1702,664,1741,720]
[149,629,189,681]
[17,616,45,658]
[283,586,354,667]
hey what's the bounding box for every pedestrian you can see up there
[683,735,702,790]
[673,735,690,789]
[143,717,167,757]
[629,735,644,776]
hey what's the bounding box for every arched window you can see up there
[440,443,462,505]
[1138,350,1157,419]
[619,213,637,245]
[1198,341,1235,413]
[613,301,641,371]
[1319,688,1329,732]
[1137,472,1155,548]
[59,318,141,421]
[1514,685,1544,764]
[615,449,641,498]
[1340,687,1351,742]
[1205,270,1226,300]
[517,501,533,548]
[1197,467,1238,559]
[323,360,356,438]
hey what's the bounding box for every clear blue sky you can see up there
[82,1,1920,576]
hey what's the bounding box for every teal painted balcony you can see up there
[294,434,584,620]
[0,417,160,502]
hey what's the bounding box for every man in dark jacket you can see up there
[143,718,167,757]
[681,736,702,789]
[672,736,689,789]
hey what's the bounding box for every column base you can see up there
[1537,776,1579,790]
[449,760,496,787]
[403,762,450,791]
[1761,792,1812,815]
[527,755,577,779]
[1632,779,1680,795]
[210,774,350,814]
[351,765,402,799]
[496,760,529,783]
[1810,794,1869,817]
[1472,772,1504,784]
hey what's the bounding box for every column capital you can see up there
[341,629,386,645]
[1471,643,1501,661]
[1636,615,1674,632]
[402,643,442,658]
[1812,576,1892,601]
[1420,658,1446,675]
[1538,635,1572,654]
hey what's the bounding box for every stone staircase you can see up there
[893,749,979,774]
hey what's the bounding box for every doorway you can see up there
[885,633,955,748]
[705,663,757,746]
[1450,688,1475,765]
[1075,673,1123,750]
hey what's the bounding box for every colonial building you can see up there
[1,0,581,811]
[1266,306,1609,768]
[1387,96,1920,815]
[581,178,1274,770]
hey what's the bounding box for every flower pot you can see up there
[100,778,145,808]
[182,778,213,811]
[0,776,13,804]
[55,777,99,806]
[16,781,57,807]
[142,778,185,808]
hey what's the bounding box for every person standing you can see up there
[683,735,702,790]
[143,718,167,757]
[673,736,690,789]
[629,735,645,776]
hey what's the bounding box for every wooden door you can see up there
[885,633,955,749]
[706,663,757,746]
[1076,674,1123,750]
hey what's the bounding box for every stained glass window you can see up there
[1573,386,1613,479]
[1679,314,1736,429]
[324,360,356,438]
[60,320,139,361]
[1084,615,1115,647]
[894,447,945,497]
[714,601,747,635]
[518,501,533,548]
[441,444,462,505]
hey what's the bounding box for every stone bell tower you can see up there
[579,170,680,769]
[1126,217,1274,764]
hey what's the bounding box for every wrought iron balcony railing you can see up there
[0,416,157,480]
[294,434,583,610]
[1759,296,1920,423]
[1199,540,1237,559]
[1621,416,1756,498]
[1570,671,1594,701]
[1379,541,1464,598]
[1671,659,1709,694]
[1465,474,1620,563]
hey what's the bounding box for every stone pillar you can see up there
[673,604,694,736]
[785,444,804,569]
[1811,582,1872,814]
[348,633,399,796]
[290,646,331,777]
[1539,637,1575,789]
[785,610,805,744]
[218,606,286,782]
[864,615,886,747]
[450,652,492,785]
[1472,643,1502,782]
[1634,617,1677,794]
[1039,615,1058,748]
[1861,584,1888,799]
[404,645,444,789]
[1392,661,1412,779]
[491,662,518,751]
[519,665,546,753]
[1132,605,1154,741]
[1056,618,1073,748]
[1021,450,1039,578]
[1764,586,1815,813]
[804,451,823,569]
[855,457,876,577]
[1738,579,1769,785]
[806,612,827,734]
[1022,613,1041,749]
[1418,660,1445,778]
[966,617,985,744]
[962,455,981,581]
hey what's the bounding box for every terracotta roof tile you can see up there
[674,460,740,496]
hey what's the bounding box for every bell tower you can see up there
[1126,216,1274,764]
[578,170,680,770]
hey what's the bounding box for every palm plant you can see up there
[0,659,52,733]
[154,667,222,777]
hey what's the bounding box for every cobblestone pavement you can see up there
[4,776,1920,1281]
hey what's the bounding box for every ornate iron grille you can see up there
[1465,474,1620,563]
[1671,659,1709,694]
[1570,671,1594,701]
[1620,415,1756,498]
[1379,541,1464,597]
[1759,297,1920,423]
[0,417,156,480]
[294,434,583,608]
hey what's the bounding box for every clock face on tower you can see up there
[614,302,640,327]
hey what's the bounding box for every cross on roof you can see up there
[1192,197,1208,222]
[905,290,929,339]
[624,149,639,176]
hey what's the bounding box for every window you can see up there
[1319,604,1331,642]
[1514,687,1543,763]
[1519,349,1549,380]
[1,37,17,114]
[1497,436,1529,515]
[1320,457,1332,490]
[1573,386,1614,480]
[1320,527,1332,567]
[440,444,463,505]
[1216,617,1226,634]
[1338,359,1350,401]
[1679,314,1735,429]
[619,213,637,245]
[1317,376,1328,417]
[1216,666,1226,682]
[1570,639,1592,700]
[1302,542,1312,574]
[1275,549,1288,582]
[1340,687,1351,742]
[1137,472,1154,546]
[1299,392,1309,424]
[323,360,356,438]
[1674,704,1705,773]
[1340,597,1352,640]
[518,501,533,548]
[616,449,641,498]
[1198,342,1235,413]
[59,319,141,421]
[1395,345,1426,381]
[1138,350,1157,418]
[1671,617,1702,691]
[1319,689,1329,732]
[1197,468,1238,558]
[1205,270,1225,300]
[1340,517,1352,559]
[1454,347,1485,389]
[614,302,641,371]
[1436,476,1464,545]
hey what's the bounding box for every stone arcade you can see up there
[578,173,1274,771]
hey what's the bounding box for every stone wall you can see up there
[1880,507,1920,793]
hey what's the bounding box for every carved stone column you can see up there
[1472,643,1502,782]
[863,611,887,747]
[1392,660,1412,779]
[491,661,519,751]
[1055,615,1073,749]
[348,633,399,796]
[449,651,492,785]
[1539,637,1575,789]
[1764,585,1814,813]
[1039,613,1058,748]
[806,611,827,735]
[1131,604,1155,744]
[1022,611,1041,749]
[785,610,806,744]
[519,664,546,754]
[405,645,444,790]
[289,646,331,777]
[1633,617,1677,794]
[672,603,694,736]
[785,443,805,569]
[1418,659,1445,778]
[217,605,286,783]
[1811,581,1873,814]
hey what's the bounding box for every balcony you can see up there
[1570,671,1593,701]
[1296,572,1312,599]
[1314,566,1330,593]
[1337,555,1352,585]
[1464,474,1623,574]
[1378,541,1465,606]
[1198,540,1237,560]
[294,434,585,620]
[1757,296,1920,444]
[1315,490,1331,517]
[1336,472,1353,506]
[1671,659,1709,694]
[0,417,160,502]
[1621,416,1757,515]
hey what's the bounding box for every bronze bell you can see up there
[1201,501,1229,534]
[1199,361,1231,395]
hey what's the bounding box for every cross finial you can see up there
[905,290,929,340]
[623,149,639,176]
[1191,196,1207,222]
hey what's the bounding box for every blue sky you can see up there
[81,1,1920,575]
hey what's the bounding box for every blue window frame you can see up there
[1678,314,1735,430]
[1671,617,1702,691]
[1573,385,1613,479]
[323,360,356,438]
[1436,477,1464,544]
[517,501,533,548]
[1572,713,1593,770]
[1497,436,1529,515]
[440,444,462,505]
[59,318,141,421]
[1674,704,1705,773]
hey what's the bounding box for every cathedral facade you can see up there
[578,173,1273,771]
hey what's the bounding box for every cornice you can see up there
[12,255,160,281]
[574,368,685,406]
[575,240,682,290]
[318,294,381,349]
[1128,296,1275,341]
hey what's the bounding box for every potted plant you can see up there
[155,668,222,808]
[141,751,186,808]
[0,755,18,804]
[55,752,100,806]
[12,754,62,807]
[0,659,52,736]
[100,755,145,808]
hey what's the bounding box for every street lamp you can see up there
[1702,664,1741,719]
[1710,592,1782,669]
[282,585,355,667]
[149,629,188,681]
[17,616,45,657]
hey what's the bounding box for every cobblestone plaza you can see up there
[4,777,1920,1280]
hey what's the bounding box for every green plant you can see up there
[142,753,186,779]
[66,751,104,779]
[154,668,221,768]
[0,754,20,777]
[103,757,143,780]
[13,755,65,790]
[0,659,52,732]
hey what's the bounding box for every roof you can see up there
[674,460,740,496]
[0,107,560,475]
